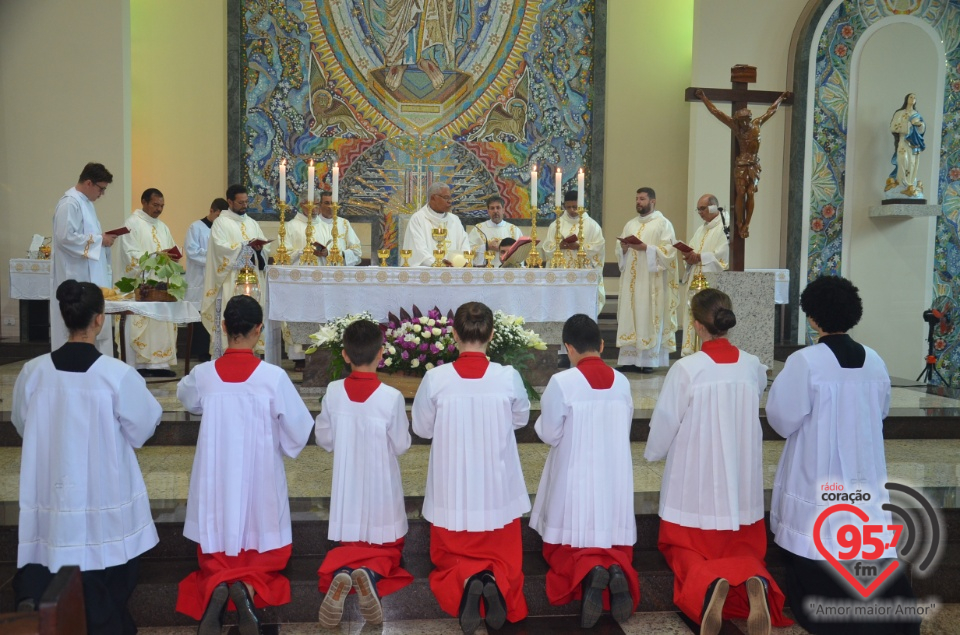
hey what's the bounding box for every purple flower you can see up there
[401,351,409,360]
[430,344,439,354]
[388,322,396,329]
[436,360,445,366]
[418,354,427,362]
[447,344,456,352]
[420,343,429,351]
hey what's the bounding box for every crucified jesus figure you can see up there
[696,89,790,238]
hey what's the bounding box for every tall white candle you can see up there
[307,159,315,203]
[332,162,340,203]
[554,167,562,208]
[530,165,538,210]
[577,168,584,208]
[279,159,287,202]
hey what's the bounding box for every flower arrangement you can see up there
[306,306,548,396]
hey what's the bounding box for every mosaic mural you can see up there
[806,0,960,385]
[238,0,598,253]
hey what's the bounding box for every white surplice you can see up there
[529,368,635,548]
[616,211,679,367]
[184,218,212,307]
[116,209,178,367]
[766,344,897,560]
[645,349,767,530]
[467,219,522,267]
[540,212,606,310]
[401,205,471,267]
[200,210,268,356]
[12,352,162,570]
[178,360,314,556]
[51,187,113,356]
[315,380,411,544]
[412,363,531,531]
[680,216,729,356]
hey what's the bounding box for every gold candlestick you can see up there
[299,202,319,266]
[273,202,292,265]
[463,250,475,267]
[550,206,566,269]
[431,227,447,266]
[327,202,345,266]
[377,249,391,267]
[525,207,543,268]
[484,250,496,268]
[688,269,710,352]
[400,249,412,267]
[574,206,591,269]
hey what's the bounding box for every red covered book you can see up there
[617,235,643,245]
[562,234,578,244]
[248,238,273,249]
[500,236,538,266]
[673,241,693,253]
[104,227,130,236]
[164,246,183,259]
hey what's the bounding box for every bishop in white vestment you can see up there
[680,195,730,356]
[51,166,117,356]
[541,192,606,310]
[200,187,268,357]
[401,183,470,266]
[467,196,522,267]
[615,188,678,370]
[115,190,179,372]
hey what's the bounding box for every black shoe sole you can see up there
[458,577,484,635]
[481,575,507,630]
[581,566,610,629]
[198,583,229,635]
[229,582,261,635]
[608,565,634,624]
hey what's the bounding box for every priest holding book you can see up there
[541,190,606,310]
[680,194,730,356]
[115,188,181,377]
[615,187,679,373]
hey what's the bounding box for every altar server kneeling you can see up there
[13,280,162,634]
[530,314,639,627]
[175,295,314,635]
[645,289,789,635]
[412,302,531,635]
[315,318,414,628]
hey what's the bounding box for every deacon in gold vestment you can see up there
[115,188,179,376]
[201,185,268,357]
[615,187,678,372]
[680,194,730,356]
[540,191,606,310]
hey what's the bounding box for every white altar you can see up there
[9,258,52,300]
[263,265,601,365]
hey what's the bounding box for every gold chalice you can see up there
[484,251,496,268]
[400,249,412,267]
[463,250,475,267]
[433,248,446,267]
[377,249,391,267]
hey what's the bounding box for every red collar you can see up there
[700,338,739,364]
[344,371,381,402]
[215,348,260,382]
[576,355,614,389]
[453,351,489,379]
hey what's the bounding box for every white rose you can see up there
[419,317,429,324]
[413,324,422,332]
[384,358,393,366]
[411,359,420,368]
[422,330,432,339]
[431,327,441,336]
[388,346,396,355]
[425,362,434,370]
[428,319,436,327]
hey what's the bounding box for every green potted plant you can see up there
[115,251,186,302]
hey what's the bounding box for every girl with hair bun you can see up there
[412,301,531,634]
[645,288,790,635]
[12,279,162,633]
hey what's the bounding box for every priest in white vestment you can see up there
[51,162,118,357]
[530,315,638,627]
[401,182,470,266]
[646,289,789,631]
[680,194,730,356]
[467,196,522,267]
[14,279,162,630]
[541,190,606,310]
[115,189,179,376]
[615,187,679,372]
[200,185,268,357]
[314,319,414,628]
[185,199,227,363]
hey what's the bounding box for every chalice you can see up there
[463,250,475,267]
[400,249,412,267]
[484,250,496,268]
[433,248,446,267]
[377,249,391,267]
[432,227,448,267]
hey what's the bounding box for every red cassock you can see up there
[658,519,791,626]
[429,519,528,622]
[317,538,414,597]
[176,545,292,619]
[542,544,640,609]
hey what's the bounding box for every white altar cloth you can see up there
[263,265,600,365]
[104,300,201,324]
[9,259,52,300]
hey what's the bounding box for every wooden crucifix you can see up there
[685,65,792,271]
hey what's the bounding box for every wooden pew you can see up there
[0,566,87,634]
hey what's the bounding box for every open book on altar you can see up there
[500,236,538,267]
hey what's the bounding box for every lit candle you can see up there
[577,168,584,208]
[530,164,538,210]
[307,159,315,203]
[332,162,340,203]
[279,159,287,203]
[554,167,562,208]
